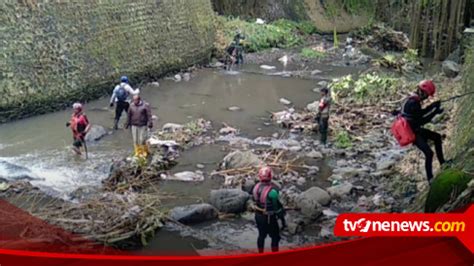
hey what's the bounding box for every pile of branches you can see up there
[34,192,165,248]
[155,119,212,148]
[362,24,410,52]
[212,149,316,187]
[103,156,177,193]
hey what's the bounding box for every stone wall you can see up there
[0,0,216,122]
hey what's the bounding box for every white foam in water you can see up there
[0,150,110,199]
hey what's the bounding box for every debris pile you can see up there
[35,192,165,248]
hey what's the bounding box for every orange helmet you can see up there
[258,166,273,182]
[418,80,436,97]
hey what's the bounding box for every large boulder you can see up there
[169,203,218,224]
[85,125,108,142]
[209,189,250,213]
[295,186,330,219]
[220,150,262,170]
[442,60,460,78]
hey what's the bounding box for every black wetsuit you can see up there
[401,96,445,181]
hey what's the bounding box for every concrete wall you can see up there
[0,0,215,122]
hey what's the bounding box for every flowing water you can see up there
[0,64,364,252]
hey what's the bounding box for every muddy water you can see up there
[0,65,361,252]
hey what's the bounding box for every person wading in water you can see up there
[126,95,153,158]
[252,166,284,253]
[110,76,140,130]
[66,103,91,157]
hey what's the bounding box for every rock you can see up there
[209,61,225,68]
[169,204,218,224]
[174,74,182,82]
[296,177,306,186]
[332,167,369,179]
[306,150,323,159]
[376,158,396,172]
[442,60,460,78]
[162,123,184,133]
[296,187,330,218]
[221,150,263,170]
[319,227,332,238]
[327,182,353,198]
[228,106,241,112]
[150,81,160,87]
[278,55,289,66]
[260,65,276,70]
[68,186,100,201]
[372,193,384,207]
[357,195,371,209]
[183,73,191,81]
[279,98,292,105]
[322,209,339,218]
[256,18,265,24]
[242,179,256,194]
[317,81,328,87]
[167,171,204,182]
[311,69,322,75]
[306,101,319,112]
[219,126,238,135]
[196,164,205,169]
[85,125,107,142]
[209,189,249,213]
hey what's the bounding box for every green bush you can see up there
[217,17,318,53]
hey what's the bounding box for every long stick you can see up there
[82,139,88,160]
[440,91,474,103]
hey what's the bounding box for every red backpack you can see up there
[391,96,418,147]
[391,115,415,146]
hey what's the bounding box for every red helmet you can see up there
[418,80,436,97]
[258,166,273,182]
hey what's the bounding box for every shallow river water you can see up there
[0,64,364,253]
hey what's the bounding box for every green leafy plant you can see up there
[300,48,326,59]
[334,130,353,149]
[329,73,399,102]
[217,17,319,53]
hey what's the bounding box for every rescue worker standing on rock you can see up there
[252,166,283,253]
[110,76,140,130]
[400,80,445,182]
[126,95,153,158]
[67,103,91,156]
[316,87,331,146]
